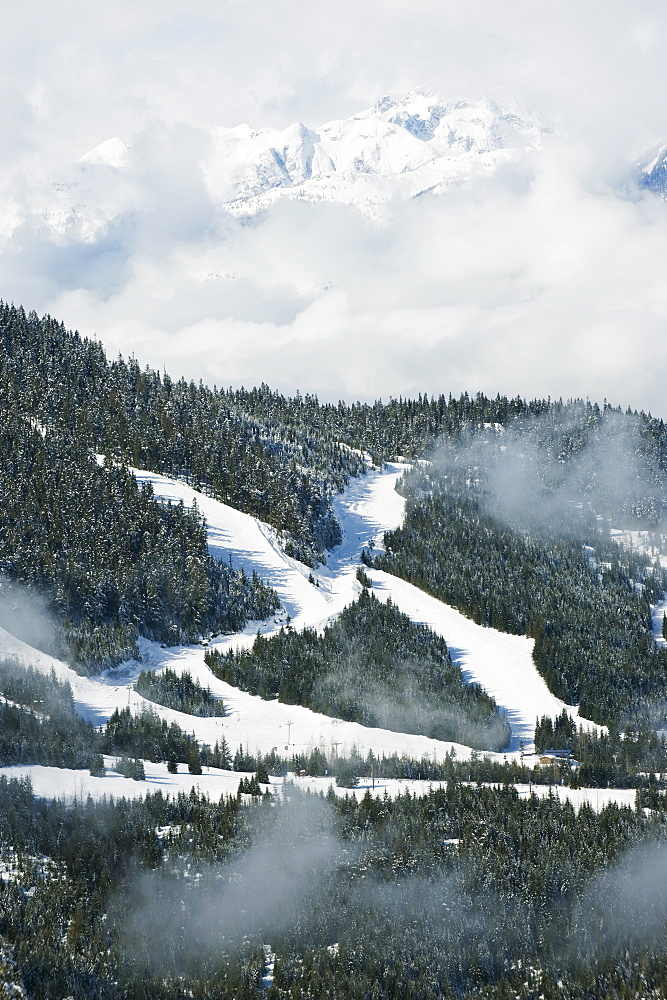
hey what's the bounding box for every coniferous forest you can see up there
[205,590,510,751]
[374,427,667,729]
[2,776,667,999]
[2,304,667,997]
[3,301,666,679]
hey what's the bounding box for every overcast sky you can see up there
[1,1,667,415]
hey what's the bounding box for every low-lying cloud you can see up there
[122,789,343,971]
[430,407,667,535]
[0,580,58,657]
[573,840,667,957]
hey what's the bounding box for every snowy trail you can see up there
[135,461,603,751]
[0,460,600,781]
[368,570,598,750]
[134,462,409,637]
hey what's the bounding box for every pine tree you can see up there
[188,744,202,775]
[89,754,106,777]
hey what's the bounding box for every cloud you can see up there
[430,407,667,536]
[576,840,667,956]
[122,787,343,971]
[0,580,59,657]
[2,2,667,415]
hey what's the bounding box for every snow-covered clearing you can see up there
[0,760,246,804]
[607,527,667,647]
[609,526,667,570]
[289,774,639,813]
[0,459,606,792]
[0,762,639,815]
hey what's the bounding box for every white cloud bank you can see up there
[2,1,667,415]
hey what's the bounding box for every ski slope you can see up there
[0,763,638,814]
[133,460,408,636]
[0,460,603,799]
[368,570,596,750]
[135,460,595,753]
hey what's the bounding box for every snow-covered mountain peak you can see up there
[638,142,667,196]
[37,92,543,241]
[205,91,544,218]
[78,137,129,170]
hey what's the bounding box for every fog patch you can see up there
[312,655,509,751]
[0,579,59,657]
[569,840,667,959]
[429,408,667,536]
[121,789,344,973]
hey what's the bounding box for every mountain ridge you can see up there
[199,90,544,218]
[50,90,545,236]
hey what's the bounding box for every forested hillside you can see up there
[3,776,667,999]
[205,589,510,750]
[0,408,277,669]
[0,303,364,566]
[374,415,667,727]
[233,386,667,484]
[3,300,667,694]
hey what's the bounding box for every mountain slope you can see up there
[639,143,667,196]
[0,463,598,765]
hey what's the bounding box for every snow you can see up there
[262,945,276,993]
[0,760,248,804]
[609,526,667,569]
[367,569,602,751]
[0,458,607,801]
[0,90,548,259]
[78,137,129,170]
[606,526,667,649]
[206,93,542,220]
[0,764,638,814]
[134,459,407,637]
[132,460,596,756]
[639,143,667,194]
[50,91,542,233]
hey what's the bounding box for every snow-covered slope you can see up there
[0,763,638,813]
[133,460,409,635]
[368,570,597,751]
[0,461,596,778]
[638,143,667,196]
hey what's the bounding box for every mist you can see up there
[0,579,59,657]
[121,788,344,972]
[312,654,509,752]
[567,840,667,960]
[427,407,667,537]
